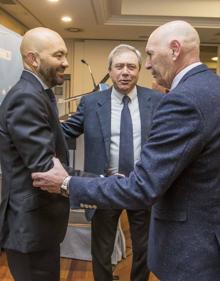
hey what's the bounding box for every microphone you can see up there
[81,59,97,90]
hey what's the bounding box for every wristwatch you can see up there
[60,176,71,197]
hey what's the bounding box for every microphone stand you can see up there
[92,73,110,92]
[88,64,97,90]
[57,73,110,104]
[81,59,97,90]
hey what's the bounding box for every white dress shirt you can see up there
[170,62,202,90]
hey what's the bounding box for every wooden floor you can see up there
[0,211,159,281]
[0,252,159,281]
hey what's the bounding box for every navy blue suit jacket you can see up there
[70,65,220,280]
[62,86,162,218]
[62,85,162,175]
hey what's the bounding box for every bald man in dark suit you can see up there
[0,27,69,281]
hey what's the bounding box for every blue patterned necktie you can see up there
[46,88,58,116]
[118,95,134,176]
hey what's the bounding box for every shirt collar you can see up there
[112,86,137,104]
[24,69,49,90]
[170,62,202,90]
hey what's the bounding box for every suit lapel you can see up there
[21,71,69,164]
[41,88,70,165]
[45,92,69,165]
[137,87,153,146]
[96,89,112,162]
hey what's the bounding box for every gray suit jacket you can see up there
[0,71,70,253]
[69,64,220,280]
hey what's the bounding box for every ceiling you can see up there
[0,0,220,63]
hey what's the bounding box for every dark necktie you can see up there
[45,88,58,116]
[118,95,134,176]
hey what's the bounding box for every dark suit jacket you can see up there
[62,86,162,219]
[62,86,162,175]
[70,65,220,280]
[0,71,70,253]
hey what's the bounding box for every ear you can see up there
[26,51,40,68]
[170,40,181,60]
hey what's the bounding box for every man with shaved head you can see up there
[33,20,220,280]
[145,20,201,89]
[0,27,69,281]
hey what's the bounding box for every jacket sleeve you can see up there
[68,93,205,209]
[6,92,55,172]
[61,96,85,139]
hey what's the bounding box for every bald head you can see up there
[20,27,65,59]
[145,21,201,89]
[20,27,68,87]
[149,20,200,56]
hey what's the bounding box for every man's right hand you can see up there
[32,157,68,194]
